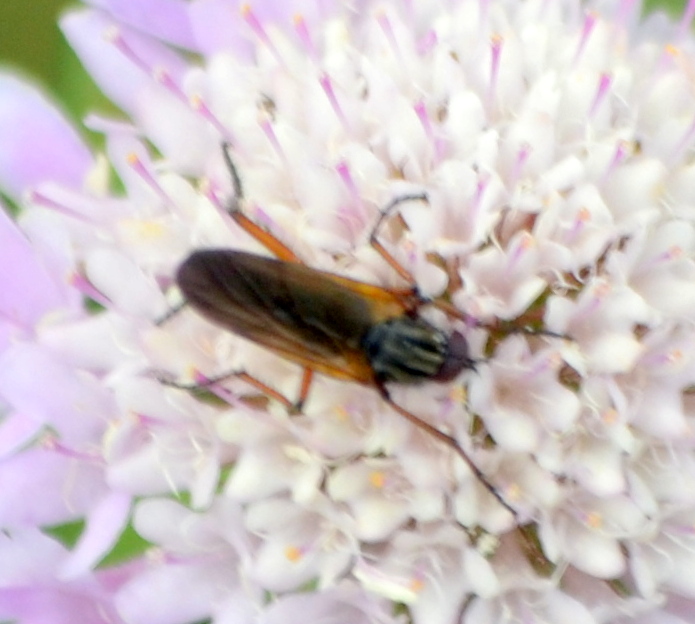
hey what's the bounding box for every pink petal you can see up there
[60,9,188,118]
[0,74,93,199]
[0,207,75,329]
[0,449,107,527]
[85,0,196,49]
[0,344,113,444]
[60,490,133,579]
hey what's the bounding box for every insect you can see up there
[173,144,515,516]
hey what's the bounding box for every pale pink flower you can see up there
[2,1,695,623]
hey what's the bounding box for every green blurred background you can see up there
[0,0,112,125]
[0,0,688,128]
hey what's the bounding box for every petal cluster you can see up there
[2,0,695,622]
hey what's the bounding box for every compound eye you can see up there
[433,331,474,382]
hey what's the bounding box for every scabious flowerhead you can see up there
[2,0,695,622]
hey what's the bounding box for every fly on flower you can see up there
[173,144,515,516]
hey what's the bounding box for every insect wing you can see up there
[176,250,410,383]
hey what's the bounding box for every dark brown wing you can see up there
[176,249,412,384]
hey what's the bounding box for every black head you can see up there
[362,317,474,385]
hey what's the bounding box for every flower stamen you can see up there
[190,95,233,141]
[335,161,368,228]
[293,14,317,61]
[241,4,284,67]
[27,190,93,224]
[376,12,403,67]
[488,34,504,107]
[104,26,150,74]
[126,153,174,207]
[258,116,287,163]
[319,72,351,133]
[414,100,445,163]
[369,471,386,489]
[589,72,612,118]
[284,544,305,562]
[574,12,598,65]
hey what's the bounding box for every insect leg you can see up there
[235,371,299,410]
[221,142,300,263]
[294,368,314,413]
[154,300,188,326]
[368,194,569,341]
[161,368,297,411]
[369,193,429,283]
[159,146,300,330]
[492,324,568,339]
[160,365,317,413]
[377,384,517,518]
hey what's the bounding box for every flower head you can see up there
[2,0,695,622]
